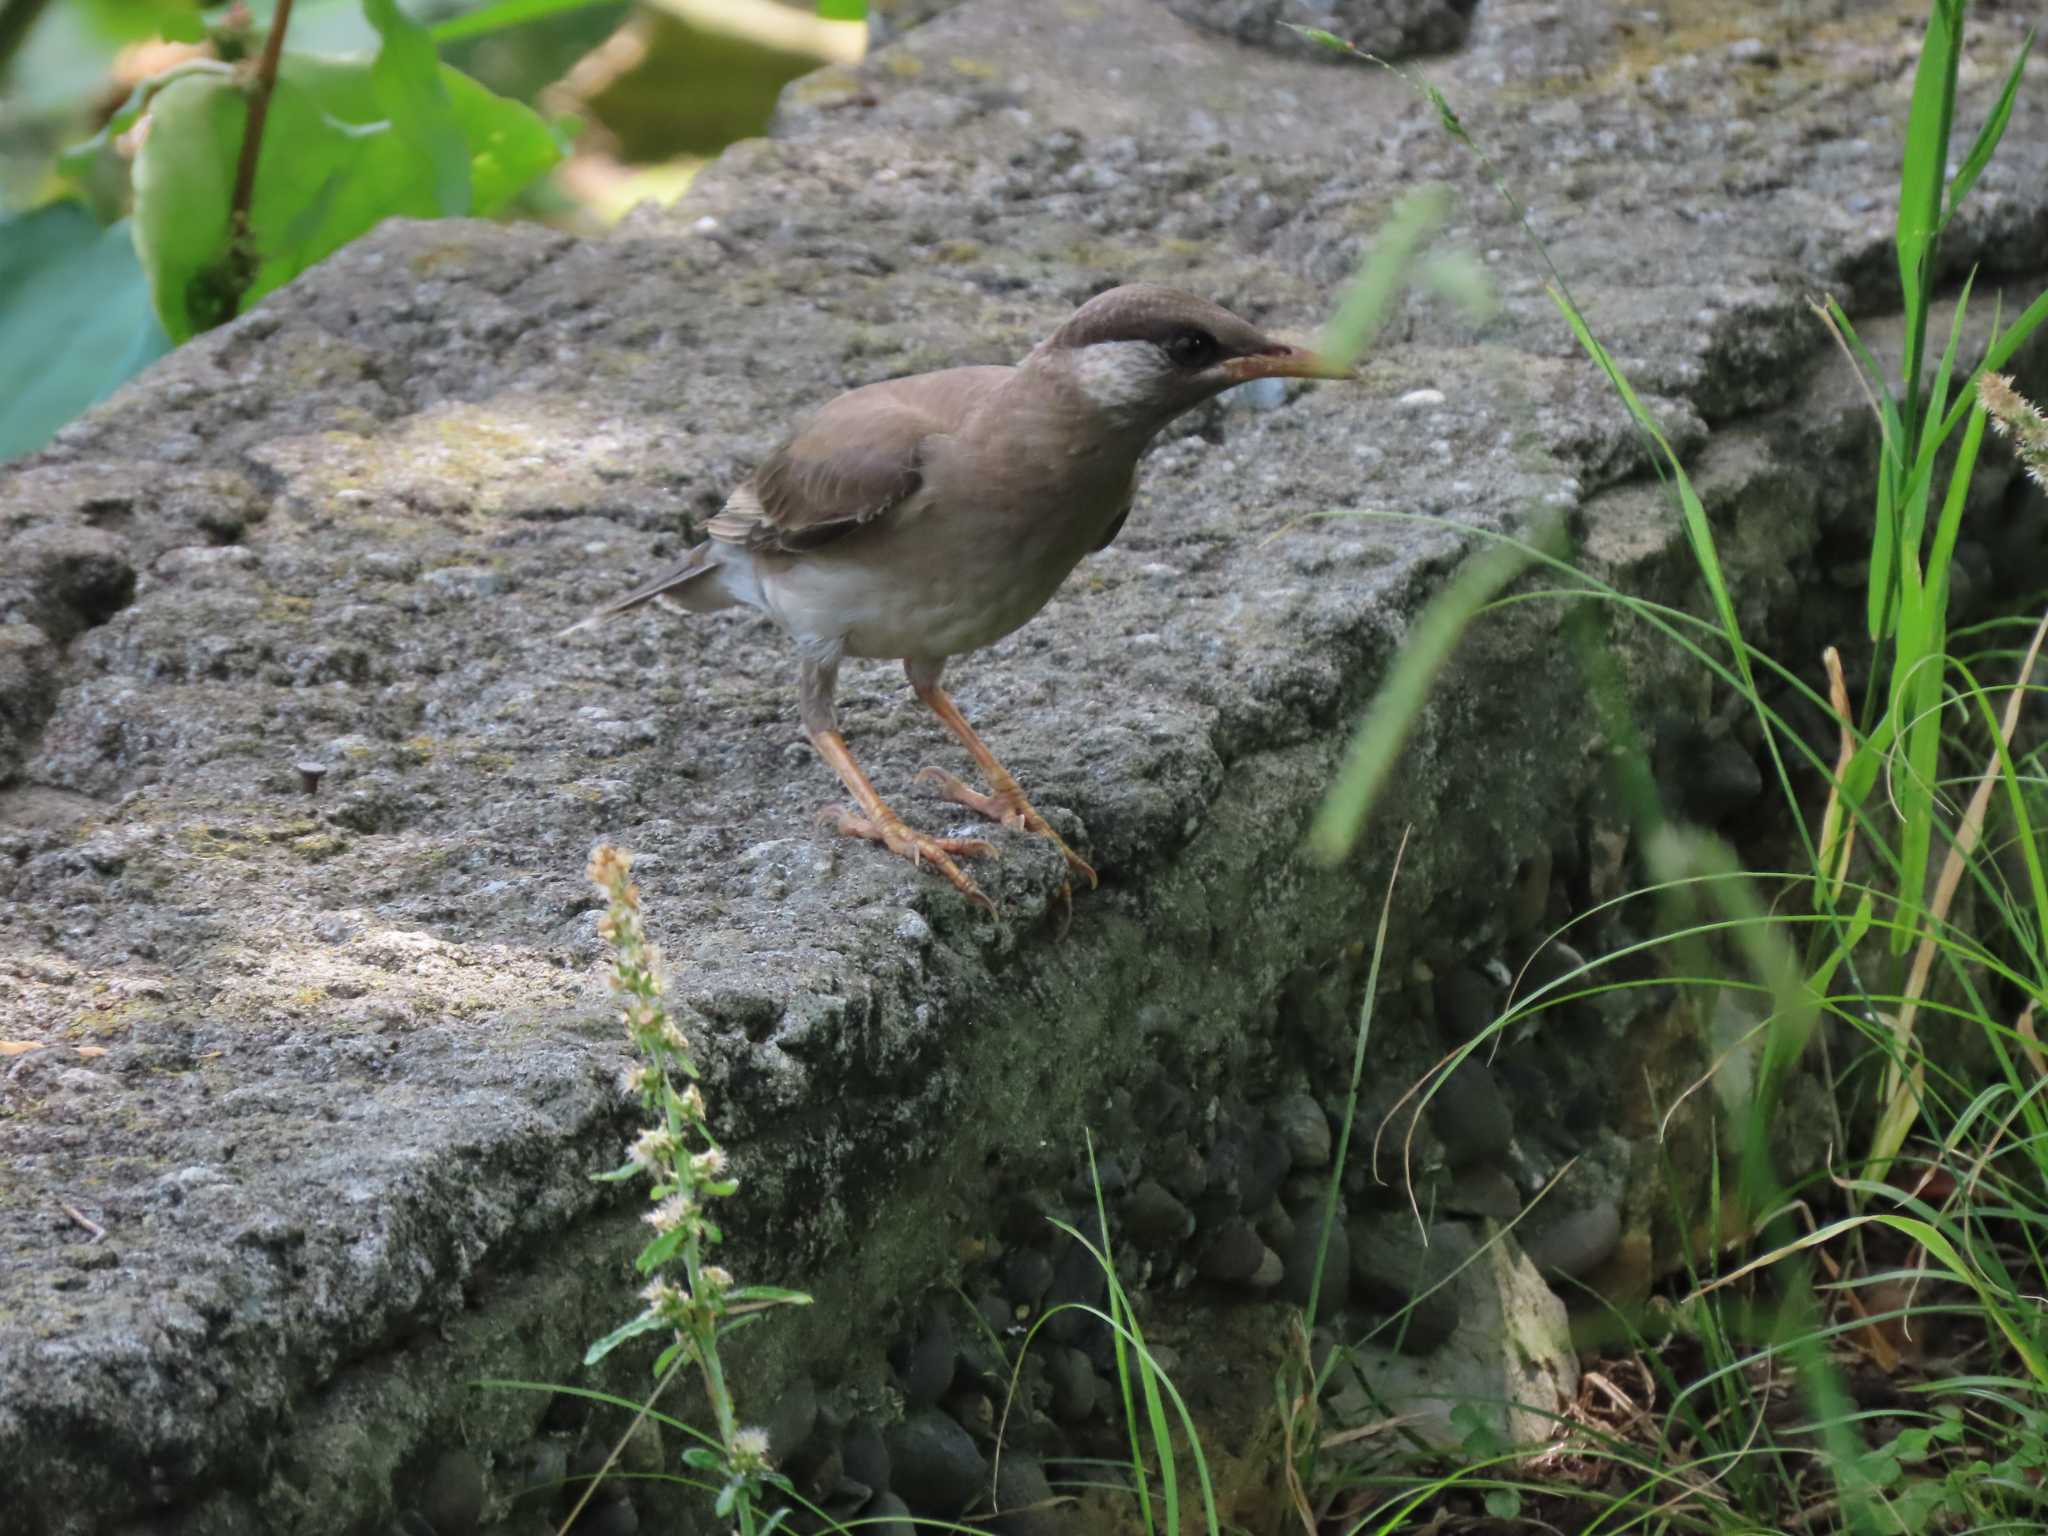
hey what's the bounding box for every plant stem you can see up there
[227,0,293,250]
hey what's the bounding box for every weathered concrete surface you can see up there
[2,0,2045,1531]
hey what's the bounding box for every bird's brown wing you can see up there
[706,367,1010,555]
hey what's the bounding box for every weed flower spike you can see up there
[579,843,811,1534]
[1979,372,2048,491]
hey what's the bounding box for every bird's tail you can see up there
[559,542,744,638]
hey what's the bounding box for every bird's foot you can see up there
[914,767,1099,891]
[820,803,999,912]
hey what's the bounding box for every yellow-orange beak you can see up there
[1219,343,1356,383]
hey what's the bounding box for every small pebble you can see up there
[1428,1061,1513,1168]
[944,1389,994,1438]
[840,1419,889,1497]
[1003,1247,1053,1307]
[1523,1199,1623,1281]
[974,1286,1012,1336]
[1042,1238,1106,1345]
[1348,1216,1475,1354]
[1239,1130,1292,1213]
[765,1374,819,1462]
[1046,1346,1097,1424]
[419,564,507,598]
[885,1409,988,1515]
[1269,1092,1331,1169]
[1247,1245,1285,1288]
[867,1492,915,1536]
[1223,376,1288,410]
[1433,965,1497,1044]
[892,1307,956,1409]
[1196,1217,1270,1283]
[1122,1179,1193,1248]
[1443,1165,1522,1222]
[1508,848,1552,937]
[502,1438,570,1499]
[1276,1206,1348,1311]
[990,1454,1060,1536]
[417,1449,484,1536]
[1679,733,1763,825]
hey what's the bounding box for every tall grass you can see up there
[1295,1,2048,1531]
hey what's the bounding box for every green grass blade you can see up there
[1925,395,1987,629]
[1306,533,1542,863]
[1549,288,1739,636]
[1917,269,1976,481]
[1822,298,1910,640]
[1878,1216,2048,1385]
[1308,828,1406,1329]
[1049,1208,1222,1536]
[1956,650,2048,977]
[1933,285,2048,445]
[1890,395,1989,955]
[1320,185,1451,368]
[1895,0,1963,433]
[1943,27,2037,225]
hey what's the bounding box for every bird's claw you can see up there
[914,766,1100,891]
[819,802,998,912]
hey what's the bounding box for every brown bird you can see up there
[572,284,1348,910]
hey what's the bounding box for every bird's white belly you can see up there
[762,542,1072,661]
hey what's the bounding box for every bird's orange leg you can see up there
[810,729,998,911]
[910,684,1099,891]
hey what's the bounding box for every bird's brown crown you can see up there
[1048,284,1286,368]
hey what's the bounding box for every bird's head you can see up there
[1032,283,1351,435]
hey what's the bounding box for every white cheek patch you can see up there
[1070,340,1173,422]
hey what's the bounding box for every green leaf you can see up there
[0,204,171,461]
[128,70,247,342]
[57,60,231,190]
[73,0,207,44]
[1450,1401,1508,1458]
[1482,1487,1523,1520]
[635,1225,686,1272]
[429,0,626,46]
[282,53,561,216]
[816,0,866,18]
[127,47,562,342]
[1857,1444,1903,1490]
[582,1309,668,1366]
[724,1285,813,1306]
[363,0,471,216]
[445,67,566,213]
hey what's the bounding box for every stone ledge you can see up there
[2,1,2044,1531]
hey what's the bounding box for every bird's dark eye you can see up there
[1164,329,1218,368]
